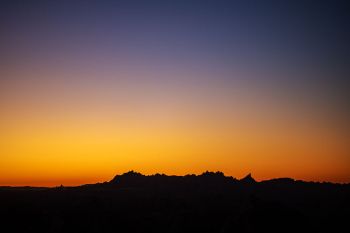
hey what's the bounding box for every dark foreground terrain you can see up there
[1,171,349,233]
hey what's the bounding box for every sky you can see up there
[0,0,349,186]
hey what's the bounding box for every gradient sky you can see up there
[1,0,349,186]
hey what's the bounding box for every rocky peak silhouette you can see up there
[200,171,225,177]
[107,171,238,190]
[240,173,256,183]
[109,170,145,187]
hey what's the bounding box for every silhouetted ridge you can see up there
[110,170,143,182]
[110,171,235,182]
[109,170,146,187]
[200,171,225,178]
[240,173,256,183]
[108,171,237,190]
[102,171,349,189]
[1,170,349,233]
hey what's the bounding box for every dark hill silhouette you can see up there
[108,171,236,192]
[0,171,349,233]
[240,173,256,184]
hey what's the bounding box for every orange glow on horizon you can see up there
[1,71,349,187]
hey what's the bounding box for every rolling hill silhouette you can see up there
[0,171,349,233]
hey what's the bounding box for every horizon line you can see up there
[1,170,349,188]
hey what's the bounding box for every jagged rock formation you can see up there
[240,173,256,184]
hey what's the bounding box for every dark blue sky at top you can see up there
[1,0,349,111]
